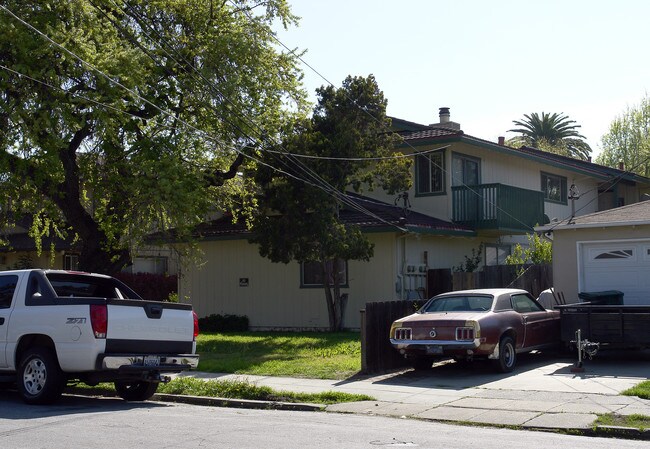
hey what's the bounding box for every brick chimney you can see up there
[439,107,450,123]
[430,107,461,131]
[498,136,505,145]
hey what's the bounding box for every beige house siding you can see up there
[0,251,63,271]
[179,233,399,330]
[178,230,494,329]
[552,225,650,302]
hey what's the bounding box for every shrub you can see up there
[198,313,249,332]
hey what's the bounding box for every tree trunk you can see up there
[321,259,346,332]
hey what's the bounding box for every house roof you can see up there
[536,200,650,231]
[159,192,476,242]
[0,215,75,253]
[391,117,650,186]
[0,230,73,253]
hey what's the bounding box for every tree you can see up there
[249,75,412,331]
[505,233,552,266]
[0,0,306,274]
[596,95,650,177]
[508,112,592,160]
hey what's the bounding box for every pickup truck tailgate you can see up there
[105,299,195,354]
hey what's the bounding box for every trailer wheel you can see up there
[17,347,66,405]
[114,381,159,401]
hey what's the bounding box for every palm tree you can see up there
[508,112,592,160]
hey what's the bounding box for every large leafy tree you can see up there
[250,75,411,331]
[508,112,592,160]
[0,0,306,273]
[596,96,650,176]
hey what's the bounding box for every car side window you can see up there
[0,275,19,308]
[511,294,544,313]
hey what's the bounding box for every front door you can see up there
[452,153,481,220]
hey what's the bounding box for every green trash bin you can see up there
[578,290,624,305]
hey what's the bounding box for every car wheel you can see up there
[114,381,159,401]
[17,347,66,405]
[410,356,434,371]
[494,336,516,373]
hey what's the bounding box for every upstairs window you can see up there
[415,150,445,196]
[541,172,567,204]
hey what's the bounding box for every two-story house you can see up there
[176,108,650,329]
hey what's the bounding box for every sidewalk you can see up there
[179,351,650,437]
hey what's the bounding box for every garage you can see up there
[537,201,650,305]
[578,239,650,305]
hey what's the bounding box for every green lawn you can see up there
[195,331,361,380]
[622,380,650,400]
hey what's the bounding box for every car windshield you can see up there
[421,295,493,313]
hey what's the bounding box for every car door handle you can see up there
[0,317,4,325]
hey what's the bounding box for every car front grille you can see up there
[455,327,475,341]
[394,327,412,340]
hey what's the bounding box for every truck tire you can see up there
[493,336,516,373]
[114,381,159,401]
[17,347,66,405]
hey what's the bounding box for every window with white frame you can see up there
[541,172,567,204]
[64,254,79,271]
[415,150,445,195]
[484,244,511,266]
[131,257,168,274]
[300,259,348,288]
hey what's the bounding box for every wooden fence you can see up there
[360,264,553,374]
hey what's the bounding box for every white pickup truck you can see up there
[0,269,199,404]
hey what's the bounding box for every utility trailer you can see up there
[557,303,650,350]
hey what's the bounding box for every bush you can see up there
[113,272,178,301]
[198,313,249,332]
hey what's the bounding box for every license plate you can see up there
[426,345,443,355]
[143,355,160,367]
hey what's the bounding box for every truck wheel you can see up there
[17,347,66,405]
[114,381,159,401]
[494,336,516,373]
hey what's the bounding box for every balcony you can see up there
[452,183,545,233]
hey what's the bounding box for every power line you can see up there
[0,3,407,231]
[104,0,407,230]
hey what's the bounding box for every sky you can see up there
[274,0,650,158]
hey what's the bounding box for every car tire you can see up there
[410,356,434,371]
[494,336,516,373]
[17,347,66,405]
[114,381,159,401]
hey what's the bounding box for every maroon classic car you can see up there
[389,289,561,372]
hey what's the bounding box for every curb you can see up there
[590,425,650,441]
[153,393,325,412]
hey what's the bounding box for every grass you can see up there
[622,380,650,400]
[67,331,370,404]
[595,413,650,431]
[592,381,650,431]
[195,331,361,380]
[70,377,373,405]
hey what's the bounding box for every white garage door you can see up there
[579,240,650,305]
